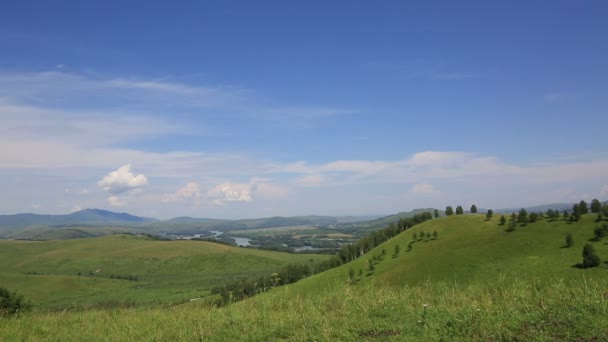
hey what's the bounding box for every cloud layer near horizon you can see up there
[0,71,606,219]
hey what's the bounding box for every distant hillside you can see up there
[0,209,155,233]
[357,208,442,229]
[495,202,586,214]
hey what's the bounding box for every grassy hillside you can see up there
[0,235,329,309]
[2,226,147,240]
[2,214,607,340]
[289,213,608,295]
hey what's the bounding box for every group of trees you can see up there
[213,211,436,305]
[336,212,433,264]
[498,199,607,229]
[445,204,478,216]
[212,263,312,304]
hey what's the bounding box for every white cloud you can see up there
[70,204,82,212]
[162,182,203,205]
[98,164,148,194]
[208,182,252,205]
[410,183,438,194]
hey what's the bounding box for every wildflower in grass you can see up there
[419,303,428,325]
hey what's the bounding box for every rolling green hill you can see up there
[288,213,608,295]
[0,234,329,309]
[2,213,608,341]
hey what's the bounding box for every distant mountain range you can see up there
[0,209,155,230]
[0,200,602,239]
[0,209,378,238]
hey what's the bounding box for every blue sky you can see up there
[0,1,607,218]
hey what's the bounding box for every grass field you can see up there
[1,213,607,340]
[288,213,608,295]
[0,234,329,309]
[1,276,606,341]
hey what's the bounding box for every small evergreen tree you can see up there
[445,206,454,216]
[407,243,413,252]
[565,232,574,248]
[348,268,355,283]
[432,231,438,240]
[434,209,440,218]
[368,259,375,272]
[456,206,464,215]
[486,209,493,220]
[517,208,528,223]
[412,233,417,241]
[579,200,589,215]
[499,215,506,225]
[507,220,517,232]
[582,243,600,268]
[590,198,602,214]
[394,244,401,256]
[593,224,608,241]
[572,204,581,221]
[470,204,477,213]
[570,213,579,223]
[562,211,569,220]
[529,212,538,223]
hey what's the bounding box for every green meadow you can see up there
[1,213,607,340]
[0,235,329,309]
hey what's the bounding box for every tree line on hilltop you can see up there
[212,211,435,305]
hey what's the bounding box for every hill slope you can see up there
[0,234,329,309]
[288,213,608,294]
[2,214,607,341]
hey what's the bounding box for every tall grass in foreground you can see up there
[1,277,607,341]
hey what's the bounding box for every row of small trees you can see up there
[336,212,434,264]
[213,211,436,305]
[212,263,312,304]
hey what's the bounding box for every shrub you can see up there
[582,243,600,268]
[0,286,30,317]
[506,220,517,232]
[593,224,608,241]
[499,215,506,225]
[565,233,574,248]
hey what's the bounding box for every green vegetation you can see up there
[455,205,464,215]
[2,209,608,340]
[565,232,574,248]
[0,286,29,317]
[445,206,453,216]
[0,235,328,309]
[581,243,600,268]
